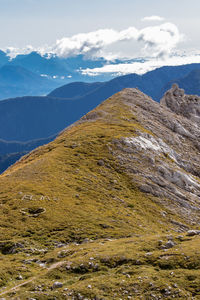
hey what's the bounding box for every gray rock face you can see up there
[187,230,200,236]
[161,84,200,125]
[109,87,200,229]
[52,281,63,289]
[164,240,176,249]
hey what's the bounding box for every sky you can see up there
[0,0,200,75]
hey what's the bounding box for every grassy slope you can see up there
[0,91,199,299]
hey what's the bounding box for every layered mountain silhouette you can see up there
[0,135,56,173]
[9,52,70,77]
[1,61,200,172]
[0,51,108,99]
[0,151,27,174]
[49,64,200,101]
[0,87,200,298]
[9,52,106,77]
[0,135,56,156]
[0,49,200,99]
[164,69,200,96]
[0,50,9,67]
[1,63,200,142]
[48,81,104,99]
[0,65,59,99]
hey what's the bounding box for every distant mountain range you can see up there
[0,65,59,99]
[48,63,200,102]
[0,152,27,174]
[9,52,106,77]
[0,51,110,99]
[164,69,200,96]
[0,50,9,67]
[1,63,200,142]
[0,135,56,155]
[0,135,56,173]
[48,81,103,99]
[1,50,200,100]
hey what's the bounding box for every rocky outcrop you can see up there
[161,83,200,125]
[109,87,200,226]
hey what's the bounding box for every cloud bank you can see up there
[81,53,200,76]
[52,22,183,59]
[4,21,183,62]
[141,16,165,22]
[52,28,137,58]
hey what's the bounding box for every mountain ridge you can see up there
[0,86,200,300]
[0,87,200,298]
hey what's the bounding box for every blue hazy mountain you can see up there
[0,152,27,173]
[9,52,106,80]
[0,135,56,173]
[1,62,200,171]
[48,63,200,101]
[0,65,59,99]
[0,51,110,99]
[1,49,200,100]
[1,63,200,143]
[0,96,82,141]
[0,50,9,67]
[10,51,71,76]
[48,81,104,99]
[162,69,200,96]
[0,135,56,156]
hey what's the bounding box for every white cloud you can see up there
[3,22,183,62]
[4,46,35,58]
[81,53,200,76]
[52,28,139,58]
[4,45,48,59]
[50,22,183,60]
[138,23,184,58]
[141,16,165,22]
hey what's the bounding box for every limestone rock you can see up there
[110,88,200,226]
[187,230,200,236]
[161,83,200,125]
[52,281,63,289]
[164,240,175,249]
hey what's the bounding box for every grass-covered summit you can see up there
[0,88,200,299]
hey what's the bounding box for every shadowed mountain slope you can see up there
[0,96,84,141]
[0,88,200,298]
[9,52,106,77]
[0,50,200,100]
[0,135,56,156]
[48,63,200,101]
[163,69,200,96]
[1,63,200,142]
[0,65,59,99]
[0,50,9,67]
[0,152,27,174]
[48,81,104,99]
[0,135,56,173]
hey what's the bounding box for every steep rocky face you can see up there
[161,83,200,124]
[0,87,200,298]
[111,88,200,226]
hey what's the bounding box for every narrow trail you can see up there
[0,260,67,297]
